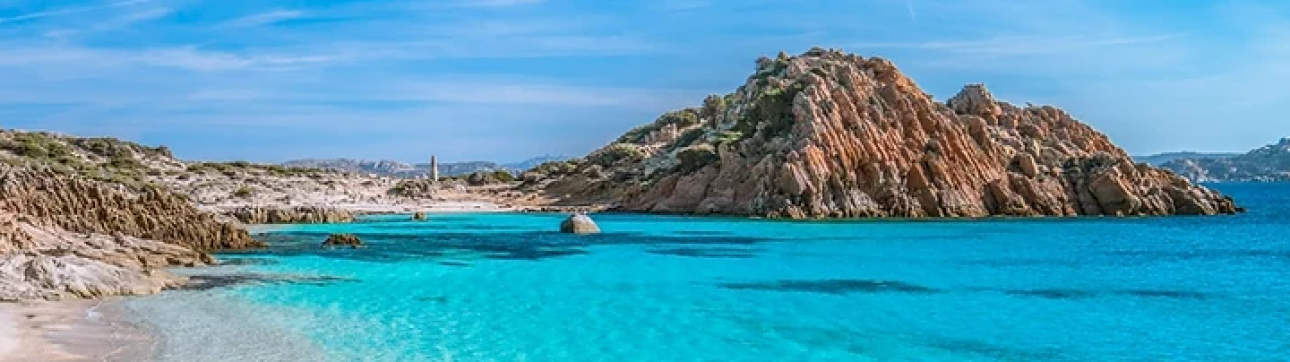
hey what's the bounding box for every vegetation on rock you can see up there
[532,48,1240,218]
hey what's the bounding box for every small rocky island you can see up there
[523,48,1240,218]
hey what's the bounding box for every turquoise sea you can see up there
[126,183,1290,361]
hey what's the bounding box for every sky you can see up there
[0,0,1288,163]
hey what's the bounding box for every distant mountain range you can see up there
[281,156,569,178]
[1145,138,1290,182]
[1133,152,1240,166]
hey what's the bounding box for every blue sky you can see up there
[1,0,1287,163]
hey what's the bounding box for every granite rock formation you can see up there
[0,165,260,250]
[535,48,1239,218]
[559,214,601,234]
[0,164,254,301]
[322,233,363,248]
[224,206,356,224]
[1159,138,1290,182]
[1,212,210,301]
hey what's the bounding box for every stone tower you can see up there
[430,155,439,182]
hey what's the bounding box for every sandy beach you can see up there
[0,299,155,362]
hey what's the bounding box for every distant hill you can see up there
[281,155,571,178]
[1134,152,1239,166]
[1158,138,1290,182]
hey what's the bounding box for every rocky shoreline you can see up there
[0,47,1254,360]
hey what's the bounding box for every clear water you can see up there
[127,183,1290,361]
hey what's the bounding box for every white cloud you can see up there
[221,9,304,28]
[0,0,151,24]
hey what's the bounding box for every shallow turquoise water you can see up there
[128,183,1290,361]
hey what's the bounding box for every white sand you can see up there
[0,306,15,358]
[0,299,155,362]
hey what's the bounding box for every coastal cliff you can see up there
[531,49,1239,218]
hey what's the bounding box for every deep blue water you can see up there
[127,183,1290,361]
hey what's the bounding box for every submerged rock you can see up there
[559,214,600,234]
[322,233,363,248]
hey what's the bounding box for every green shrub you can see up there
[734,82,803,141]
[616,108,703,144]
[714,131,744,147]
[492,170,516,182]
[675,144,718,174]
[107,155,144,170]
[232,186,254,198]
[3,132,72,160]
[672,128,705,149]
[700,94,728,123]
[73,137,134,159]
[588,143,645,166]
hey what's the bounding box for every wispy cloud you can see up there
[905,0,916,23]
[1,0,1285,161]
[222,9,304,27]
[458,0,546,8]
[0,0,151,24]
[851,34,1182,56]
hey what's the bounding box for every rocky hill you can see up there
[1159,138,1290,182]
[1134,152,1238,166]
[524,48,1239,218]
[282,156,569,178]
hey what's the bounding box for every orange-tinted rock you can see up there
[540,49,1239,218]
[0,165,259,250]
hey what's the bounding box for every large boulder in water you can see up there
[559,214,600,234]
[322,233,363,248]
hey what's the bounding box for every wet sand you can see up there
[0,299,155,362]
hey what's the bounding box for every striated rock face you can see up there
[539,49,1239,218]
[224,206,355,224]
[1,212,211,301]
[0,165,260,250]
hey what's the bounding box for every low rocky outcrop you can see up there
[388,179,439,198]
[0,165,260,250]
[1159,138,1290,182]
[535,49,1239,218]
[0,163,259,301]
[1,212,211,301]
[322,233,363,248]
[412,212,427,221]
[224,206,355,224]
[465,170,516,186]
[559,214,601,234]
